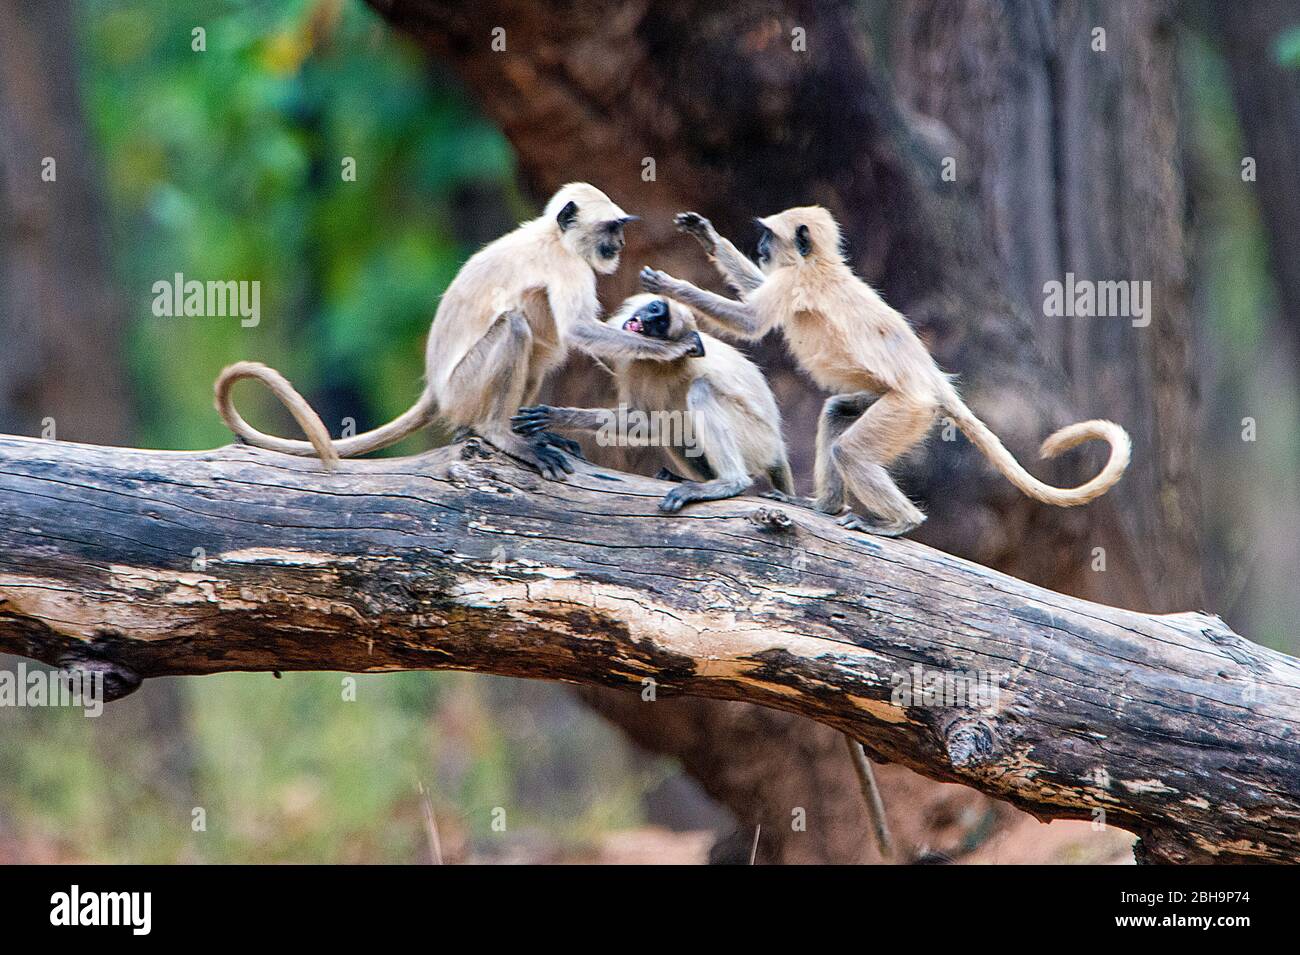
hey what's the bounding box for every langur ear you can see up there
[557,201,579,232]
[795,224,812,257]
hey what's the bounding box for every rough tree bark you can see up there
[360,0,1206,861]
[0,435,1293,864]
[891,0,1201,612]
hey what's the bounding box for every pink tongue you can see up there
[624,318,643,333]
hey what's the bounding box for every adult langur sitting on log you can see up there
[214,184,700,478]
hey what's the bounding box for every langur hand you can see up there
[511,405,553,436]
[639,266,677,296]
[674,212,717,253]
[653,332,705,361]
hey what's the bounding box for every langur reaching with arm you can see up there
[518,293,897,856]
[511,294,793,512]
[673,212,766,295]
[215,183,699,479]
[642,209,1130,536]
[517,291,903,857]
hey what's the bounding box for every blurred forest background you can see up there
[1,0,1297,863]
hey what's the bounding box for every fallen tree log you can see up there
[0,433,1296,863]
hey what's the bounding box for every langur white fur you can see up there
[215,183,699,477]
[645,209,1130,536]
[511,294,793,512]
[515,291,894,853]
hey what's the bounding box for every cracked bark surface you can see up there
[0,435,1293,863]
[359,0,1206,860]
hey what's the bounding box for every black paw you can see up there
[640,266,670,295]
[655,467,686,483]
[685,331,706,358]
[511,405,552,437]
[528,442,575,481]
[836,512,922,538]
[660,484,701,513]
[674,212,715,247]
[537,431,585,460]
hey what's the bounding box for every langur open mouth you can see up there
[623,317,644,334]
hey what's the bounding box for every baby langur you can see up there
[214,183,699,478]
[511,294,793,513]
[643,210,1131,536]
[517,292,894,858]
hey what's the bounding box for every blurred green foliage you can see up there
[1182,31,1300,653]
[0,0,659,864]
[1,669,654,862]
[82,0,519,452]
[1274,25,1300,68]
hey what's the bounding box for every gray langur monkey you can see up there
[517,292,895,857]
[641,209,1131,537]
[516,288,901,857]
[510,293,794,512]
[214,183,700,478]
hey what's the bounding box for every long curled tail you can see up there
[214,361,438,470]
[943,392,1130,507]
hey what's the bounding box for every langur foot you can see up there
[660,484,705,512]
[763,489,819,509]
[655,467,686,483]
[660,480,748,513]
[836,511,924,538]
[510,408,584,457]
[499,436,574,481]
[536,430,586,460]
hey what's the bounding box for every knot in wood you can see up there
[458,439,493,461]
[54,653,142,703]
[944,718,997,768]
[1200,619,1265,672]
[446,462,512,494]
[749,507,793,531]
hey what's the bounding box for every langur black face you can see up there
[622,296,671,338]
[622,297,705,356]
[755,221,776,271]
[555,193,637,274]
[597,218,632,262]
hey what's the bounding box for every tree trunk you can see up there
[892,0,1202,612]
[0,0,132,442]
[1,435,1292,864]
[0,0,196,808]
[363,0,1205,861]
[1214,0,1300,369]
